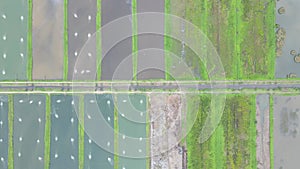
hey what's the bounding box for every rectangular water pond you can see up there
[0,95,8,169]
[0,0,28,80]
[32,0,64,80]
[274,95,300,169]
[68,0,97,80]
[117,94,147,169]
[50,95,79,169]
[84,94,114,169]
[13,94,46,169]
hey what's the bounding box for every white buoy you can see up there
[55,153,58,158]
[86,70,91,73]
[20,16,24,21]
[88,52,92,57]
[121,113,125,117]
[88,33,91,38]
[2,35,6,41]
[74,51,78,56]
[3,53,6,59]
[56,99,61,103]
[107,117,111,122]
[38,118,41,123]
[2,70,5,75]
[107,141,110,147]
[37,139,40,143]
[2,14,6,19]
[89,100,95,103]
[70,138,74,143]
[19,99,23,103]
[122,167,126,169]
[38,156,42,161]
[70,155,75,160]
[20,38,24,43]
[140,99,143,104]
[80,70,85,74]
[71,100,74,105]
[122,99,127,103]
[122,150,126,155]
[73,13,78,18]
[87,114,91,119]
[108,157,111,162]
[88,15,91,21]
[88,154,92,160]
[139,137,142,141]
[18,152,21,157]
[138,149,142,153]
[0,121,2,125]
[0,102,3,106]
[55,136,58,141]
[38,101,42,105]
[19,137,22,142]
[55,114,59,119]
[1,157,4,162]
[0,139,3,142]
[29,100,33,104]
[88,139,92,144]
[20,53,24,58]
[18,118,22,122]
[70,118,74,123]
[74,32,78,37]
[122,135,125,139]
[107,100,110,105]
[140,112,143,116]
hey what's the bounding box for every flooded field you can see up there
[32,0,64,80]
[0,0,28,80]
[13,94,45,169]
[84,94,114,169]
[117,94,147,169]
[275,0,300,78]
[137,0,165,80]
[68,0,97,80]
[50,95,79,169]
[274,95,300,168]
[0,95,8,169]
[101,0,133,80]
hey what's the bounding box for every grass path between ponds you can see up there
[114,98,119,169]
[79,95,85,169]
[8,95,14,169]
[27,0,33,81]
[132,0,138,80]
[44,94,51,169]
[96,0,102,80]
[63,0,68,80]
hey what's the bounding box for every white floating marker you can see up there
[73,13,78,18]
[70,155,75,160]
[122,99,127,103]
[107,141,110,147]
[121,113,125,117]
[88,15,91,21]
[37,139,40,143]
[89,100,95,103]
[18,118,22,122]
[38,156,42,161]
[87,114,91,119]
[38,101,42,105]
[122,167,126,169]
[20,16,24,21]
[3,53,6,59]
[2,35,6,41]
[56,99,61,103]
[55,153,58,158]
[139,137,142,141]
[70,138,74,143]
[19,137,22,142]
[2,70,5,75]
[18,152,21,157]
[29,100,33,104]
[107,157,111,162]
[74,51,78,56]
[71,100,74,105]
[107,100,110,105]
[0,121,2,125]
[88,139,92,144]
[122,135,125,139]
[20,38,24,43]
[2,14,6,19]
[88,154,92,160]
[74,32,78,37]
[88,52,92,57]
[107,116,111,122]
[1,157,4,162]
[0,139,3,142]
[80,70,85,74]
[38,118,41,123]
[88,33,91,38]
[70,118,74,123]
[55,114,59,119]
[86,70,91,73]
[138,149,142,153]
[20,53,24,58]
[122,150,126,155]
[140,99,143,104]
[55,136,58,141]
[19,99,23,103]
[140,112,143,116]
[0,102,3,106]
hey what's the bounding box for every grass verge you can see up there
[27,0,33,81]
[132,0,138,80]
[114,97,119,169]
[96,0,102,80]
[63,0,68,80]
[44,94,51,169]
[8,95,14,169]
[79,95,85,169]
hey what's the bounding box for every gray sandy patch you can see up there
[274,95,300,169]
[32,0,64,80]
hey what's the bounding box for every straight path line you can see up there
[8,95,14,169]
[27,0,33,81]
[44,94,51,169]
[63,0,68,80]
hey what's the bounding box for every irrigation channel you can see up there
[0,81,300,93]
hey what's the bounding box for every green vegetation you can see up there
[8,95,14,169]
[187,94,257,169]
[44,94,51,169]
[269,95,274,169]
[96,0,102,80]
[27,0,33,81]
[164,0,171,80]
[132,0,138,80]
[63,0,68,80]
[114,100,119,169]
[79,95,85,169]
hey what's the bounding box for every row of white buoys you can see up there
[73,13,92,21]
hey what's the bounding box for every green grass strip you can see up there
[269,95,274,169]
[63,0,68,80]
[267,0,276,79]
[8,95,14,169]
[96,0,102,80]
[27,0,33,81]
[132,0,138,80]
[114,97,119,169]
[44,94,51,169]
[79,95,85,169]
